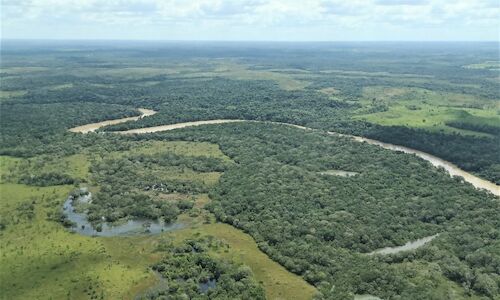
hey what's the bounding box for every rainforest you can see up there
[0,41,499,300]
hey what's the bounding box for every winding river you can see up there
[69,108,499,196]
[66,107,498,300]
[69,108,157,133]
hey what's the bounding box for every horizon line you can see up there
[1,38,499,43]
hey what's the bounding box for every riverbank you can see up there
[68,108,157,133]
[69,108,498,196]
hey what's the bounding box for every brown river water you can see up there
[69,108,499,197]
[67,108,499,299]
[68,108,157,133]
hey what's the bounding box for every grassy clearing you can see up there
[0,185,315,300]
[1,145,316,299]
[356,86,500,136]
[99,140,231,187]
[362,86,498,109]
[166,223,318,300]
[181,62,310,91]
[0,90,27,100]
[1,154,90,183]
[319,69,434,79]
[355,105,498,136]
[1,67,49,74]
[132,81,162,87]
[215,62,310,91]
[146,165,222,186]
[61,67,183,81]
[463,61,499,70]
[47,83,74,91]
[121,140,232,161]
[0,156,22,181]
[0,183,162,300]
[319,87,341,96]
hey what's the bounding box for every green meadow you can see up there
[354,86,500,136]
[0,141,316,300]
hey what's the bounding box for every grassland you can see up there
[173,61,310,91]
[117,140,233,161]
[1,67,49,74]
[167,223,317,300]
[354,86,500,136]
[463,61,499,70]
[361,86,498,109]
[0,183,158,300]
[1,43,498,299]
[0,140,316,300]
[47,83,74,91]
[97,140,233,187]
[0,90,27,100]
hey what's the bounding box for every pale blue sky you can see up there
[1,0,499,41]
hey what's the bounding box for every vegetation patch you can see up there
[156,122,499,299]
[141,237,265,299]
[463,61,499,70]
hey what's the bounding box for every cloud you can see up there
[374,0,428,6]
[1,0,499,40]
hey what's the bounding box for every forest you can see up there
[85,150,230,224]
[1,41,498,300]
[143,237,265,299]
[144,122,499,299]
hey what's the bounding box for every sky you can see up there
[1,0,499,41]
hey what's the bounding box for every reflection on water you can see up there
[354,295,383,300]
[69,112,499,196]
[319,170,359,177]
[199,279,217,293]
[62,191,184,237]
[69,108,157,133]
[368,234,439,255]
[343,134,500,197]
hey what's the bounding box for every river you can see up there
[67,107,494,300]
[331,133,500,196]
[68,108,157,133]
[69,108,498,196]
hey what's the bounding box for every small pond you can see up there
[63,190,185,237]
[319,170,359,177]
[368,234,439,255]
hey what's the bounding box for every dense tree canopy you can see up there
[1,42,498,300]
[143,237,265,300]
